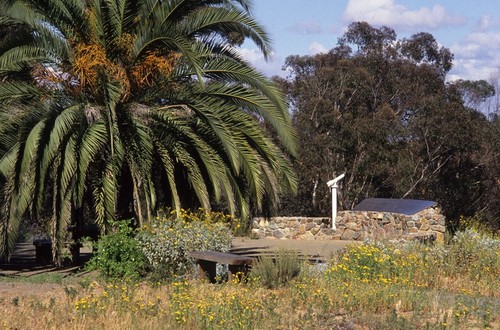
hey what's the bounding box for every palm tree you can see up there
[0,0,297,262]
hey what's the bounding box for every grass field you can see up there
[0,230,498,329]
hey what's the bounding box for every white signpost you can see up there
[326,173,345,230]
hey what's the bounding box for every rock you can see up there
[430,225,446,233]
[345,222,361,231]
[273,230,285,239]
[330,234,342,240]
[311,227,321,235]
[342,229,356,240]
[300,232,315,240]
[419,223,430,231]
[407,227,419,234]
[305,223,316,231]
[298,225,306,235]
[320,228,335,235]
[258,218,268,227]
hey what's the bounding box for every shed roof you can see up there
[353,198,437,215]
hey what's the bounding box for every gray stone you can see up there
[352,231,363,240]
[273,230,285,239]
[320,228,335,235]
[430,225,446,233]
[345,222,361,231]
[342,229,356,240]
[305,223,316,231]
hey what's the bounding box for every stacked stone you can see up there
[251,217,332,240]
[251,206,446,243]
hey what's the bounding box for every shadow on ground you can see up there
[0,243,92,278]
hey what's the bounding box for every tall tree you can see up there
[0,0,297,261]
[279,22,498,230]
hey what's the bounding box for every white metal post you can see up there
[331,183,338,230]
[327,173,345,230]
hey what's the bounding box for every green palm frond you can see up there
[0,82,42,104]
[0,0,297,262]
[180,5,272,58]
[74,120,108,206]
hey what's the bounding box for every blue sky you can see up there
[240,0,500,81]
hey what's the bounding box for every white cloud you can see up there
[466,32,500,48]
[478,15,491,31]
[343,0,463,30]
[449,58,498,82]
[476,15,500,31]
[237,48,284,77]
[308,42,328,55]
[448,32,500,81]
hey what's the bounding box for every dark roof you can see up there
[353,198,437,215]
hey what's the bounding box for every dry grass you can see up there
[0,231,498,329]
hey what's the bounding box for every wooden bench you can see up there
[188,251,254,283]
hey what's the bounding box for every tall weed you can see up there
[250,249,302,289]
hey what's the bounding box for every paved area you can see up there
[231,237,356,261]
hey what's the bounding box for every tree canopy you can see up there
[278,22,499,230]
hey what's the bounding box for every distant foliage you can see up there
[137,209,233,277]
[458,215,499,236]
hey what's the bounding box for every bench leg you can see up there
[228,265,249,283]
[197,260,217,283]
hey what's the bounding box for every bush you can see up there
[136,209,233,278]
[458,215,499,237]
[86,220,146,281]
[250,249,302,289]
[444,229,500,280]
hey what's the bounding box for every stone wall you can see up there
[252,206,446,243]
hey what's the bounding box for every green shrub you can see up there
[86,220,146,281]
[136,209,233,278]
[250,249,302,289]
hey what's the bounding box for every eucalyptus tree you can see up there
[279,22,498,229]
[0,0,297,261]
